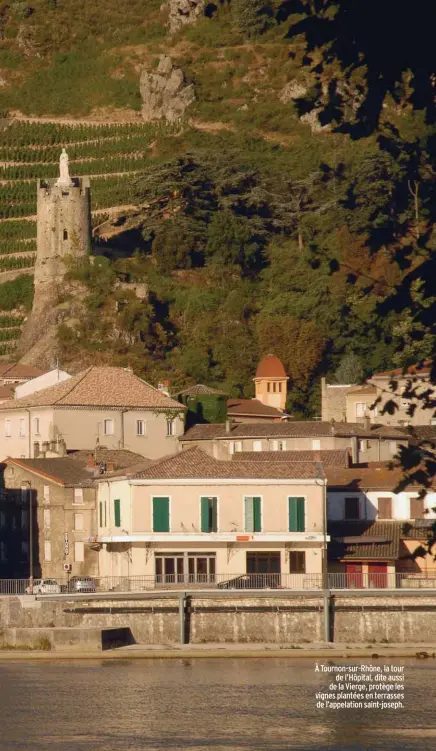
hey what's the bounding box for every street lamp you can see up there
[22,481,33,593]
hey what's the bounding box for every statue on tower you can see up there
[56,148,73,187]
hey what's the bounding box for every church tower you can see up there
[253,354,288,411]
[17,151,91,363]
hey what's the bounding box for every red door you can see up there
[346,563,363,588]
[368,563,388,588]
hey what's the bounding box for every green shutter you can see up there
[153,497,170,532]
[99,502,103,528]
[201,497,210,533]
[211,498,217,533]
[114,499,121,528]
[253,497,261,532]
[245,497,254,532]
[201,497,218,533]
[289,497,305,532]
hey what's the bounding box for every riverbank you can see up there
[0,642,436,660]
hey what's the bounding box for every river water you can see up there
[0,658,434,750]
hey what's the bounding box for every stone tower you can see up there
[36,150,91,287]
[18,151,91,364]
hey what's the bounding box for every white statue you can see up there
[56,148,73,187]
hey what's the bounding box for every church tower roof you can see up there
[255,354,287,379]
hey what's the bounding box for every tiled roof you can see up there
[407,426,436,446]
[227,398,283,418]
[328,521,401,560]
[181,421,409,441]
[133,446,325,480]
[176,384,227,397]
[68,449,146,469]
[0,384,15,399]
[325,464,434,491]
[5,457,97,487]
[347,385,377,395]
[371,360,432,378]
[255,354,287,379]
[0,366,186,411]
[0,363,43,379]
[233,449,349,467]
[400,519,436,540]
[6,448,148,486]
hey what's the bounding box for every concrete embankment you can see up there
[1,591,436,648]
[0,643,436,661]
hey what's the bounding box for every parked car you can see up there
[68,576,96,593]
[217,574,281,589]
[26,578,61,595]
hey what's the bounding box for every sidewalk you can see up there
[0,642,436,661]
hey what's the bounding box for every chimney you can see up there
[363,414,370,431]
[58,439,67,457]
[225,419,232,433]
[42,441,50,457]
[157,380,170,395]
[87,453,95,469]
[351,436,358,464]
[33,441,40,458]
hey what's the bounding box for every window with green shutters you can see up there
[114,499,121,528]
[288,497,305,532]
[152,497,170,532]
[201,497,218,533]
[244,496,261,532]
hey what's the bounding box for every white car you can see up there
[26,578,61,595]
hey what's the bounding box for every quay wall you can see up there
[1,594,436,644]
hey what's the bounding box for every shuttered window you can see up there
[201,497,218,533]
[153,497,170,532]
[244,497,261,532]
[114,499,121,528]
[410,497,425,518]
[289,497,305,532]
[378,497,392,519]
[289,551,306,573]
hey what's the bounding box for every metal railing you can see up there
[2,572,436,595]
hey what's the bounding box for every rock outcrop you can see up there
[140,55,195,122]
[167,0,205,34]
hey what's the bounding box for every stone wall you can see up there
[2,593,436,644]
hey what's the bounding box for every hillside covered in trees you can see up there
[0,0,434,416]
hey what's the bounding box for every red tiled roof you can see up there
[255,354,287,379]
[328,521,401,560]
[176,384,227,397]
[371,360,432,378]
[0,362,43,379]
[233,449,349,467]
[326,464,434,490]
[133,446,325,480]
[0,366,186,411]
[227,398,283,418]
[182,421,410,441]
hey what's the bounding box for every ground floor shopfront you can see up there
[96,540,325,587]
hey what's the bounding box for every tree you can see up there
[333,353,364,385]
[232,0,274,38]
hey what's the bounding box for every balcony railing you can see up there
[2,571,436,595]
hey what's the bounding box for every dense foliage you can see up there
[0,0,433,419]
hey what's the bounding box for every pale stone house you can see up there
[180,421,410,463]
[0,449,145,579]
[0,365,185,461]
[327,463,436,587]
[322,361,436,427]
[93,446,328,587]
